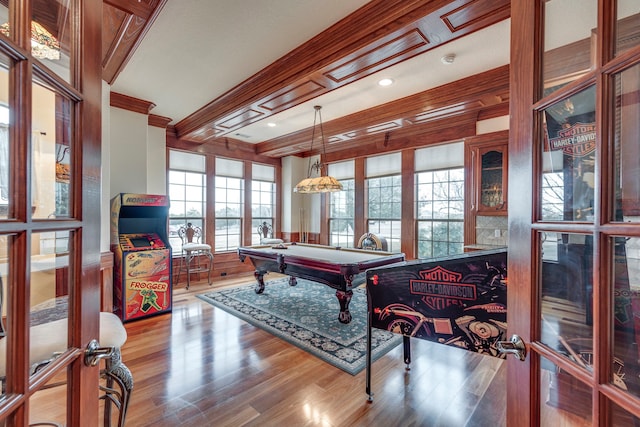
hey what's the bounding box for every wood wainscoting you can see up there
[171,251,255,290]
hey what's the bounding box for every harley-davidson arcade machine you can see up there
[110,193,172,322]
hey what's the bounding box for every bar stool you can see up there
[0,308,132,427]
[177,223,214,289]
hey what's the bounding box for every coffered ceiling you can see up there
[103,0,511,159]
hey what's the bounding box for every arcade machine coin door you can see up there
[110,193,172,322]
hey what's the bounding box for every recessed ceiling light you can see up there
[441,54,456,65]
[267,122,276,127]
[378,78,394,87]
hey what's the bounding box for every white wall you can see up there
[476,115,509,134]
[109,107,149,195]
[146,125,167,195]
[102,96,168,251]
[281,155,321,235]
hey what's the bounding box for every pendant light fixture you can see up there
[293,106,343,194]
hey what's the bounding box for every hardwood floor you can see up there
[32,274,507,426]
[120,274,506,427]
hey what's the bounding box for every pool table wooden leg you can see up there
[254,270,266,293]
[336,290,353,324]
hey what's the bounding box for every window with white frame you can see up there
[168,150,207,254]
[366,153,401,252]
[251,163,276,245]
[215,157,244,252]
[328,160,355,247]
[541,149,565,261]
[415,143,465,259]
[541,149,565,221]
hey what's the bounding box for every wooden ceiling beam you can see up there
[104,0,155,19]
[255,65,510,158]
[102,0,167,84]
[173,0,509,143]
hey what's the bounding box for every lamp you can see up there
[0,21,61,61]
[293,106,343,194]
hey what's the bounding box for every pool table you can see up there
[238,242,405,323]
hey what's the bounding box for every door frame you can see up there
[0,0,103,424]
[508,0,640,425]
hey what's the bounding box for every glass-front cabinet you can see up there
[466,133,508,215]
[463,131,509,250]
[479,147,506,212]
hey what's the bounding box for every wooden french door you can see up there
[0,0,102,425]
[508,0,640,425]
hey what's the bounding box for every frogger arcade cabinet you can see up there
[110,193,172,322]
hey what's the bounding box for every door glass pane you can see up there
[0,235,9,400]
[541,355,592,425]
[0,4,8,36]
[32,0,72,83]
[540,232,594,371]
[611,235,640,397]
[611,400,640,426]
[0,53,10,220]
[30,231,70,373]
[541,86,596,222]
[32,77,72,219]
[29,378,67,425]
[616,0,640,55]
[612,63,640,223]
[543,0,596,94]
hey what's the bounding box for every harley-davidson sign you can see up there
[547,122,596,157]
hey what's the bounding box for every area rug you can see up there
[197,277,401,375]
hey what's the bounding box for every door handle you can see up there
[497,334,527,361]
[84,339,114,366]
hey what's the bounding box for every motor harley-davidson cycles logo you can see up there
[409,266,477,310]
[547,122,596,157]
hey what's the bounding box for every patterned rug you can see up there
[197,277,401,375]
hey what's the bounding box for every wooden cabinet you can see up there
[463,131,509,248]
[477,145,507,213]
[466,133,508,215]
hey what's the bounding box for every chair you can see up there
[257,221,284,245]
[177,223,214,289]
[0,287,132,427]
[357,232,388,251]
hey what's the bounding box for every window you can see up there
[251,164,276,245]
[541,149,565,221]
[415,168,464,258]
[168,150,206,254]
[328,160,355,247]
[415,143,464,259]
[541,172,565,221]
[215,158,243,251]
[366,152,402,252]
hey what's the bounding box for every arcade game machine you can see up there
[110,193,172,322]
